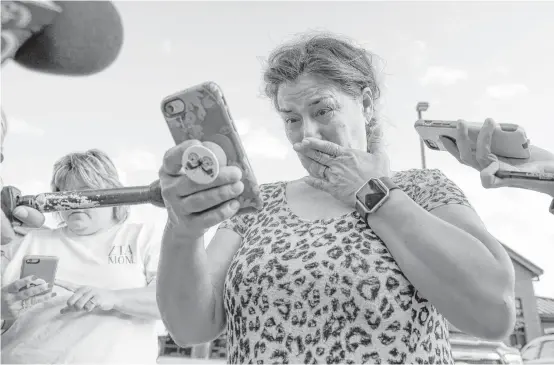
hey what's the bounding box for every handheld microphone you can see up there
[2,1,124,76]
[1,181,165,223]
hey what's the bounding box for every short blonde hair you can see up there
[51,149,129,222]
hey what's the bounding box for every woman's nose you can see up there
[301,118,321,140]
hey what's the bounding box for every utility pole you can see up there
[416,102,429,169]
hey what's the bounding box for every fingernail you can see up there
[293,143,301,150]
[14,207,28,218]
[51,292,57,297]
[32,276,37,280]
[230,200,240,210]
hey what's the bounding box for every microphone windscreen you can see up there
[14,1,124,76]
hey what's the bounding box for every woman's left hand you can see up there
[293,130,390,208]
[56,280,120,314]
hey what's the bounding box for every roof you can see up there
[502,243,544,277]
[537,296,554,319]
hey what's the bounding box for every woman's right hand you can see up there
[159,140,245,239]
[1,275,56,321]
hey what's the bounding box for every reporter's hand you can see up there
[1,275,56,321]
[441,119,554,197]
[159,140,244,239]
[1,206,45,245]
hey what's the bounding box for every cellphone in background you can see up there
[414,119,530,159]
[161,81,263,215]
[495,170,554,181]
[20,255,59,292]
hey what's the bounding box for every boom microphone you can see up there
[1,181,165,223]
[2,1,124,76]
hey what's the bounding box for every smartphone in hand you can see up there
[161,81,263,215]
[414,119,530,159]
[21,255,58,292]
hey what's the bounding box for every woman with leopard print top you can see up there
[157,32,516,364]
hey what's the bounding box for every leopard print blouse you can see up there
[218,169,471,364]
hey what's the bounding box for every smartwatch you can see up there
[355,177,399,221]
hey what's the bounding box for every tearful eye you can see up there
[315,108,333,117]
[285,118,300,124]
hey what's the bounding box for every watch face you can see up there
[365,192,385,209]
[368,179,383,193]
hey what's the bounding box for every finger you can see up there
[9,275,46,292]
[13,226,35,236]
[189,199,242,228]
[12,206,45,228]
[74,291,95,310]
[299,155,327,179]
[67,287,91,307]
[15,282,51,300]
[60,306,78,314]
[293,145,332,166]
[367,123,385,154]
[476,118,497,168]
[303,176,333,193]
[84,298,97,312]
[439,136,462,162]
[456,120,479,168]
[480,160,504,189]
[161,140,203,176]
[302,138,345,157]
[27,291,57,306]
[173,166,243,198]
[183,181,244,214]
[55,279,80,292]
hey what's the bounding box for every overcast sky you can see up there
[2,1,553,298]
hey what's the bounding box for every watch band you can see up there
[379,176,399,192]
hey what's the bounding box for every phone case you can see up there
[161,81,263,214]
[21,255,59,291]
[414,119,530,159]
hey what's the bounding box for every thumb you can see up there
[13,207,45,228]
[439,136,461,162]
[368,123,385,154]
[481,161,511,189]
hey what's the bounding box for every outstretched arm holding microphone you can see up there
[440,118,554,214]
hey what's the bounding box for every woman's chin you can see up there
[67,222,91,233]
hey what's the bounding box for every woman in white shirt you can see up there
[1,149,162,364]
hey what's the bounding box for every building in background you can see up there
[537,296,554,335]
